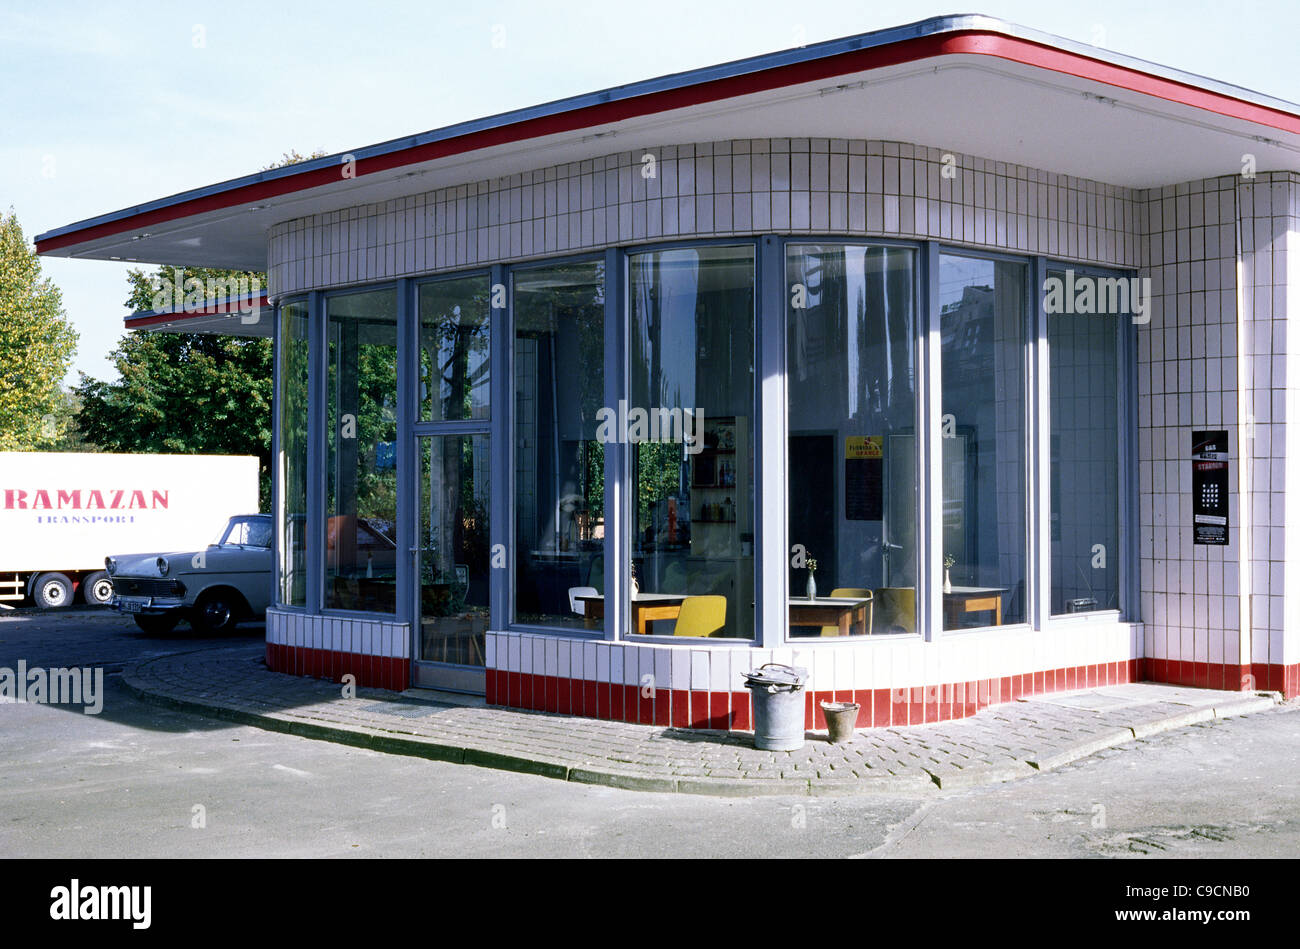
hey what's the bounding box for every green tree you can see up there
[0,212,79,450]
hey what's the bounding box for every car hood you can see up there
[109,546,269,577]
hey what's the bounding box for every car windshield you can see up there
[218,516,272,548]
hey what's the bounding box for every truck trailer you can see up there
[0,452,259,608]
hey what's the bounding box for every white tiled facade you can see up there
[265,136,1300,716]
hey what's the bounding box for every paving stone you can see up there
[120,644,1278,798]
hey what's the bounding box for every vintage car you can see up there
[106,514,273,634]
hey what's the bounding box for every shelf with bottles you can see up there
[695,495,737,524]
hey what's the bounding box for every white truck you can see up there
[0,452,259,609]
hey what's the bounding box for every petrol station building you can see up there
[38,15,1300,731]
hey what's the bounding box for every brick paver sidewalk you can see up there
[121,645,1278,796]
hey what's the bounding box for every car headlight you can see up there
[105,557,117,575]
[157,557,169,576]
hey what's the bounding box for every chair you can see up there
[673,595,727,637]
[568,585,598,617]
[874,587,916,635]
[822,587,874,636]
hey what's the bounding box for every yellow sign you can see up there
[845,436,882,460]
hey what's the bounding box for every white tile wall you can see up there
[268,138,1138,297]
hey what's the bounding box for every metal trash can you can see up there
[742,663,808,751]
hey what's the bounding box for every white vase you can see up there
[806,573,817,600]
[943,568,953,594]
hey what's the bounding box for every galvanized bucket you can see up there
[742,663,808,751]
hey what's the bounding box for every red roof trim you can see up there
[124,292,271,328]
[37,31,1300,256]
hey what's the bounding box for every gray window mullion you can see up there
[306,289,325,616]
[604,247,625,642]
[757,236,785,648]
[920,242,942,642]
[1030,256,1051,632]
[489,263,510,630]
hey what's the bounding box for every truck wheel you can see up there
[32,573,73,609]
[82,571,114,606]
[134,614,180,635]
[192,590,242,634]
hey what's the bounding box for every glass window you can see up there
[1048,268,1121,614]
[417,434,490,665]
[512,261,605,628]
[222,515,272,548]
[419,276,491,422]
[628,246,755,639]
[786,244,918,637]
[324,288,399,613]
[276,299,309,607]
[939,254,1028,629]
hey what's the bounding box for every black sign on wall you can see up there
[1192,430,1229,546]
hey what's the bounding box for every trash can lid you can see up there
[742,663,808,690]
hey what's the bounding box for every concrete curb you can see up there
[120,655,1281,798]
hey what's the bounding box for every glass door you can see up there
[410,275,492,692]
[412,433,490,691]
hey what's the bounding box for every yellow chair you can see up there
[673,595,727,637]
[822,587,874,636]
[874,587,916,635]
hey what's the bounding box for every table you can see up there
[943,586,1007,627]
[577,593,687,635]
[787,596,872,636]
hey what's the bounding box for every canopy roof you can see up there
[37,13,1300,273]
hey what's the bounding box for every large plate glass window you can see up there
[627,245,755,639]
[1047,267,1120,614]
[512,261,605,629]
[938,253,1028,629]
[324,287,399,613]
[419,276,490,422]
[276,298,309,607]
[786,244,918,637]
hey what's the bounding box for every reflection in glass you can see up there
[939,254,1027,629]
[629,246,754,639]
[277,300,309,607]
[324,288,399,613]
[418,434,490,665]
[786,244,917,637]
[1049,270,1120,614]
[419,276,490,422]
[513,261,605,628]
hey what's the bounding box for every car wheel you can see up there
[134,614,180,635]
[192,591,242,634]
[32,573,73,609]
[82,571,114,607]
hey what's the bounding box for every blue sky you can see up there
[5,0,1299,385]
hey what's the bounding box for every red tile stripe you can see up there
[264,643,410,692]
[480,658,1298,731]
[264,645,1298,729]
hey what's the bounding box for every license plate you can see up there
[119,599,144,614]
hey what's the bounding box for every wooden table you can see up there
[577,593,687,635]
[788,596,872,636]
[943,586,1007,627]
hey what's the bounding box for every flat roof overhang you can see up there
[124,292,273,338]
[37,13,1300,273]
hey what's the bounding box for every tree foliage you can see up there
[0,212,79,450]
